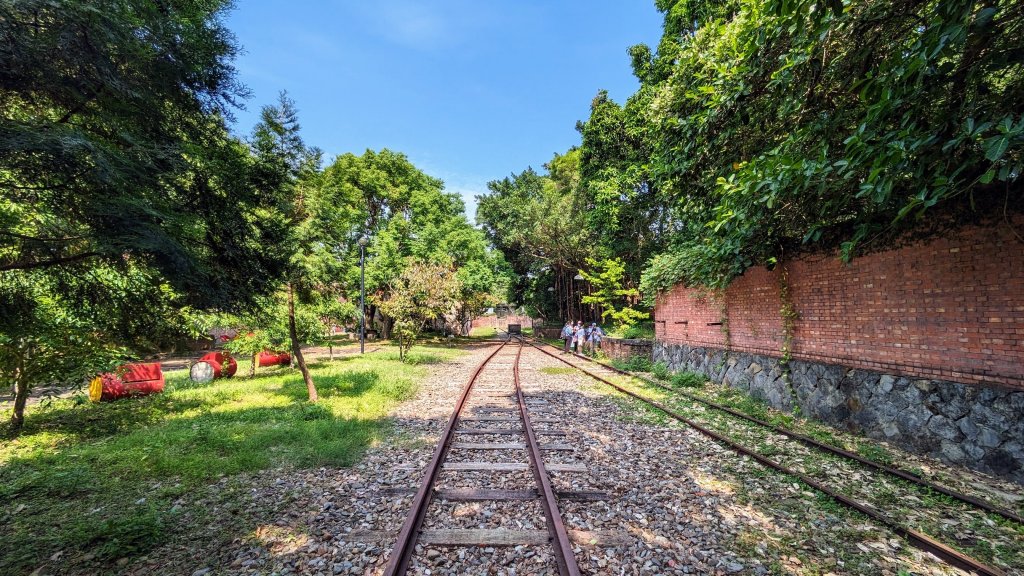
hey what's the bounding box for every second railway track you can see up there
[518,334,1022,576]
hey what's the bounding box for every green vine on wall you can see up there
[778,266,799,366]
[718,290,731,350]
[777,265,802,414]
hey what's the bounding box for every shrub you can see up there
[610,355,652,373]
[651,361,670,380]
[616,323,655,340]
[670,372,705,388]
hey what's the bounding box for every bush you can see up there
[611,355,652,373]
[651,361,670,380]
[670,372,705,388]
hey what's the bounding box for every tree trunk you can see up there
[250,353,257,378]
[368,304,378,334]
[10,371,29,432]
[10,377,28,430]
[288,283,318,402]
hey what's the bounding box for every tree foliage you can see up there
[0,0,297,429]
[325,149,509,335]
[373,259,461,360]
[579,258,648,328]
[481,0,1023,310]
[637,0,1023,294]
[0,0,291,309]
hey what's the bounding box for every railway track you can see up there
[524,334,1019,573]
[536,337,1024,524]
[519,334,1019,576]
[380,332,1018,573]
[383,337,589,575]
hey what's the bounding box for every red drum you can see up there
[89,362,165,402]
[256,350,291,367]
[198,352,237,377]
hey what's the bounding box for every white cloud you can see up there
[353,1,493,51]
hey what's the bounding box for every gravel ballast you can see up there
[97,340,1012,575]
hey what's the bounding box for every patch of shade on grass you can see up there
[0,346,462,572]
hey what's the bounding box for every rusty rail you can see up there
[540,339,1024,525]
[383,340,508,575]
[512,339,581,576]
[384,337,581,575]
[522,338,1007,576]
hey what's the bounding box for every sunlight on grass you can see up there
[539,367,575,375]
[0,345,461,572]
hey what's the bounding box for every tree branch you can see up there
[0,251,100,272]
[0,231,85,243]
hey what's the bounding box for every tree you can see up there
[578,258,648,329]
[0,0,291,310]
[1,1,296,430]
[476,165,599,321]
[323,149,499,337]
[373,260,461,360]
[249,94,329,402]
[575,91,670,285]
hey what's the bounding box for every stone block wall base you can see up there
[602,338,654,362]
[653,341,1024,485]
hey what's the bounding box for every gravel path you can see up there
[96,340,995,575]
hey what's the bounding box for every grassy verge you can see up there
[595,365,1024,572]
[0,346,462,573]
[467,326,497,339]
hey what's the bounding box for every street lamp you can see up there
[358,236,368,354]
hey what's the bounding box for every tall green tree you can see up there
[476,165,599,321]
[323,149,504,337]
[0,0,290,308]
[576,91,669,285]
[1,1,295,430]
[249,93,337,402]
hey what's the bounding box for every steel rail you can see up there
[511,338,581,576]
[383,340,508,576]
[529,337,1024,526]
[522,338,1007,576]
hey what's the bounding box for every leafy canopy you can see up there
[638,0,1023,294]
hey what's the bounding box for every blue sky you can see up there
[225,1,664,219]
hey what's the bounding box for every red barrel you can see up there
[198,352,237,377]
[90,362,165,402]
[256,350,291,367]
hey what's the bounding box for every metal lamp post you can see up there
[358,236,368,354]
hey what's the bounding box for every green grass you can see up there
[609,355,653,373]
[0,348,460,572]
[468,326,497,338]
[539,367,575,375]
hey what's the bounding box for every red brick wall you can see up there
[654,221,1024,389]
